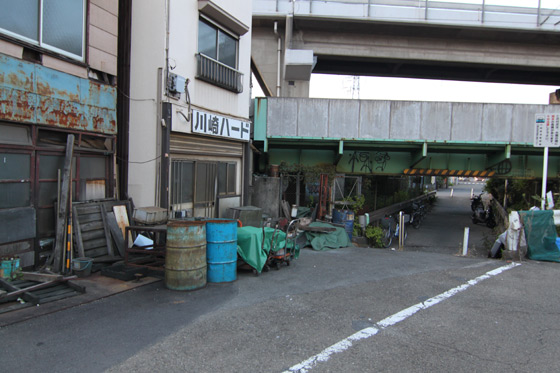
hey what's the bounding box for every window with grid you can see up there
[218,162,237,196]
[0,0,85,60]
[171,160,218,207]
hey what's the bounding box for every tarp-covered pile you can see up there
[237,227,298,273]
[303,222,351,251]
[519,210,560,263]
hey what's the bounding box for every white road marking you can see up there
[285,262,521,373]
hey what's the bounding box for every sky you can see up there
[251,0,560,105]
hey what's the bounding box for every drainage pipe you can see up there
[273,21,281,97]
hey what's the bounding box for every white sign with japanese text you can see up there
[534,113,560,148]
[192,109,250,142]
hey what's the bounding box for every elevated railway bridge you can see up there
[253,97,560,179]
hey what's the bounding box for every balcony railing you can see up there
[196,53,244,93]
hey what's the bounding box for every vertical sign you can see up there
[534,113,560,148]
[535,113,560,209]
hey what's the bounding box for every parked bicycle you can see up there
[380,213,408,248]
[409,201,426,229]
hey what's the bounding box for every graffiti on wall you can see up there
[347,151,392,173]
[374,152,390,171]
[348,151,372,173]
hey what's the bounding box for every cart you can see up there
[268,219,299,270]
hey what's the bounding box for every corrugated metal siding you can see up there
[170,133,243,157]
[0,54,117,134]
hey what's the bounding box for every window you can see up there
[218,162,237,196]
[0,0,85,60]
[171,160,217,207]
[196,18,243,93]
[198,19,238,69]
[0,152,31,209]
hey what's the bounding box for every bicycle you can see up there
[410,201,426,229]
[380,214,407,248]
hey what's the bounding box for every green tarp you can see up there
[237,227,299,273]
[519,210,560,263]
[236,222,351,272]
[304,222,351,251]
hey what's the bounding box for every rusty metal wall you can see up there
[0,54,117,134]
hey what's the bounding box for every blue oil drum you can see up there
[165,220,207,291]
[332,209,355,240]
[206,219,238,283]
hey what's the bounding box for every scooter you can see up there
[471,193,483,211]
[472,203,496,228]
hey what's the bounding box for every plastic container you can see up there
[72,257,93,278]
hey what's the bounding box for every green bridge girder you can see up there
[253,97,560,179]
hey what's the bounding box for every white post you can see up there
[462,227,469,256]
[470,188,473,199]
[398,211,404,250]
[541,146,549,210]
[450,188,454,198]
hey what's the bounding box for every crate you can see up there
[133,207,168,224]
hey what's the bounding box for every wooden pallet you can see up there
[0,276,85,314]
[72,199,133,265]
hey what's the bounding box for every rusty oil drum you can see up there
[165,220,207,291]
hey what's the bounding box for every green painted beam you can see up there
[410,142,427,168]
[253,98,268,142]
[486,144,511,169]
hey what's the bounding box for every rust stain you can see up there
[37,81,80,102]
[92,115,104,131]
[37,81,54,96]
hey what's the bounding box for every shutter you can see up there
[170,133,243,157]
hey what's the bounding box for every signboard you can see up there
[534,113,560,148]
[192,109,250,142]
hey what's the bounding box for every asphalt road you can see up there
[2,184,559,373]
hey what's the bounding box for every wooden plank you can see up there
[72,205,85,258]
[22,272,63,282]
[82,236,107,248]
[0,278,41,304]
[39,290,80,303]
[106,211,125,257]
[80,229,106,241]
[75,204,102,215]
[66,280,86,293]
[100,204,115,256]
[31,284,67,296]
[84,247,110,258]
[113,205,133,247]
[53,134,75,272]
[77,212,103,224]
[92,255,121,263]
[80,221,105,232]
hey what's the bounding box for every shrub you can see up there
[365,225,384,248]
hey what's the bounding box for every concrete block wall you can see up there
[266,98,556,144]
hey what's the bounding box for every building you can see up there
[0,1,119,268]
[128,0,253,218]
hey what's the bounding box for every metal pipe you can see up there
[462,227,469,256]
[537,0,541,27]
[273,21,281,97]
[541,146,548,209]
